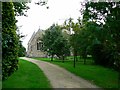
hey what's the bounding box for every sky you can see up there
[16,0,84,50]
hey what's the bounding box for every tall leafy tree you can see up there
[54,35,70,62]
[83,1,120,68]
[41,24,58,61]
[82,2,120,87]
[2,2,19,80]
[42,24,70,62]
[63,18,82,67]
[2,2,28,80]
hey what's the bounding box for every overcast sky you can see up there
[16,0,84,50]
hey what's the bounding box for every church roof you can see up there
[28,28,44,45]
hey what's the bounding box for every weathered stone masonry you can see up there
[27,29,46,57]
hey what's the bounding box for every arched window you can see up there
[37,38,43,50]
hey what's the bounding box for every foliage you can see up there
[17,27,26,57]
[18,41,26,57]
[13,2,29,16]
[63,18,95,65]
[62,1,120,69]
[53,34,70,62]
[2,2,19,80]
[35,0,49,9]
[41,24,70,61]
[83,1,120,69]
[2,2,28,80]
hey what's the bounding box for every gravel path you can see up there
[20,57,101,89]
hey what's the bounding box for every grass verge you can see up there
[34,57,119,89]
[2,58,52,88]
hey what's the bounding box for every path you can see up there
[20,57,101,88]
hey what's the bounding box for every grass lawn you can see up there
[34,57,119,89]
[2,59,52,89]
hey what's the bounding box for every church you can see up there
[27,29,47,57]
[27,28,71,57]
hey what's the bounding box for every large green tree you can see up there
[2,2,28,80]
[83,1,120,69]
[2,1,48,80]
[2,2,19,80]
[42,24,70,61]
[53,32,70,62]
[82,2,120,88]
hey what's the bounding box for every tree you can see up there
[63,18,84,67]
[2,2,28,80]
[53,33,70,62]
[18,41,26,57]
[41,24,57,61]
[82,1,120,69]
[2,2,19,80]
[13,2,29,16]
[84,1,120,88]
[42,24,70,62]
[17,26,26,57]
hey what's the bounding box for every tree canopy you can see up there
[83,1,120,69]
[41,24,70,62]
[2,2,28,80]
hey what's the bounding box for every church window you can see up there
[37,37,43,51]
[37,41,43,50]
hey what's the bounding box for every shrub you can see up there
[92,44,115,68]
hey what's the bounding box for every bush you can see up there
[18,41,26,57]
[91,44,115,67]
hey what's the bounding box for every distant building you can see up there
[27,29,47,57]
[27,28,71,57]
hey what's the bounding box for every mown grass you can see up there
[2,59,52,89]
[34,57,119,89]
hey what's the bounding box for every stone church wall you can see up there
[27,29,47,57]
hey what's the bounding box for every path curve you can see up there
[20,57,101,88]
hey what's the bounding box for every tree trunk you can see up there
[62,56,64,63]
[51,54,53,61]
[76,51,78,62]
[84,58,86,64]
[73,52,76,68]
[83,49,87,64]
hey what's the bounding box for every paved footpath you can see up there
[20,57,101,89]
